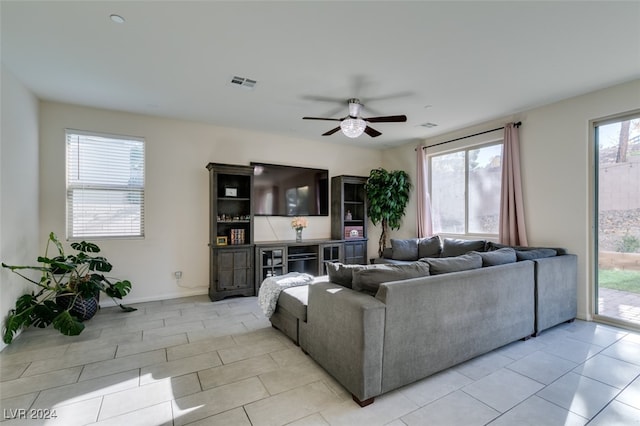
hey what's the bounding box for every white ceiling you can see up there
[2,1,639,148]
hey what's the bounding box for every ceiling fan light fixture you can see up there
[340,118,366,138]
[110,14,125,24]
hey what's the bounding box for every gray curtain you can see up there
[499,123,528,245]
[416,144,433,237]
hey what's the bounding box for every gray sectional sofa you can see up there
[374,236,578,337]
[268,236,577,406]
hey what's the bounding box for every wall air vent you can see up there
[230,76,257,89]
[420,122,438,128]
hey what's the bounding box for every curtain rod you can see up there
[420,121,521,151]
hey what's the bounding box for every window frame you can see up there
[591,110,640,325]
[427,137,504,240]
[65,129,146,240]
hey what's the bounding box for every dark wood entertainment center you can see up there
[207,162,368,301]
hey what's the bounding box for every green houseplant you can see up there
[365,168,412,257]
[2,232,136,344]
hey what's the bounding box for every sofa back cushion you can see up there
[418,235,442,258]
[470,247,517,266]
[352,262,431,295]
[391,238,419,261]
[487,242,567,256]
[325,262,362,288]
[515,248,557,260]
[441,238,487,257]
[420,253,483,275]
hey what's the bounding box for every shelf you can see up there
[288,254,317,260]
[212,243,253,249]
[333,175,367,265]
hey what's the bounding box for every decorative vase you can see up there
[56,291,100,321]
[296,228,303,242]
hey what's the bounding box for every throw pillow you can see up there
[470,247,517,266]
[515,248,557,261]
[441,238,487,257]
[420,253,483,275]
[418,235,442,258]
[391,238,419,261]
[352,262,431,295]
[325,262,361,288]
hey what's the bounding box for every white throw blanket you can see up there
[258,272,314,318]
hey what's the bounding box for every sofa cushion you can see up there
[420,253,483,275]
[487,242,567,256]
[470,247,517,266]
[372,257,415,265]
[352,262,431,295]
[325,262,362,288]
[441,238,487,257]
[391,238,419,261]
[516,248,557,260]
[277,285,309,321]
[418,235,442,258]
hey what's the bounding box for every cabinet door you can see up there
[319,243,344,274]
[344,241,367,265]
[217,249,252,291]
[256,246,287,286]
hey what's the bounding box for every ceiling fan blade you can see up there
[303,116,343,121]
[322,127,341,136]
[364,115,407,123]
[301,95,346,104]
[364,126,382,138]
[364,91,414,103]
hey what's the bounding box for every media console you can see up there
[254,238,367,292]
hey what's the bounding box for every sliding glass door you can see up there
[595,113,640,327]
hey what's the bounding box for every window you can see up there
[429,142,503,237]
[66,130,145,239]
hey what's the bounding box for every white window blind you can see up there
[66,130,145,239]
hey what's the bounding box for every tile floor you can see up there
[1,295,639,425]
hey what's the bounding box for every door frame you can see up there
[589,109,640,331]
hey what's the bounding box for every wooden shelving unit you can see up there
[331,175,368,264]
[207,163,255,301]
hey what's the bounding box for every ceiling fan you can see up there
[303,98,407,138]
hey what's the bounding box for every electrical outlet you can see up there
[174,271,182,279]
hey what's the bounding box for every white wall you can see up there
[518,79,640,321]
[39,102,382,304]
[384,79,640,321]
[0,65,40,351]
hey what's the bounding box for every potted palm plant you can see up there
[2,232,136,344]
[365,168,412,257]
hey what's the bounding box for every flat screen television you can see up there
[251,162,329,216]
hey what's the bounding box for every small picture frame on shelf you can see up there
[216,236,228,246]
[225,187,238,197]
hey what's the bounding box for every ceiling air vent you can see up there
[420,122,438,128]
[230,76,257,89]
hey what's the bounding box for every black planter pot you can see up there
[56,292,100,321]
